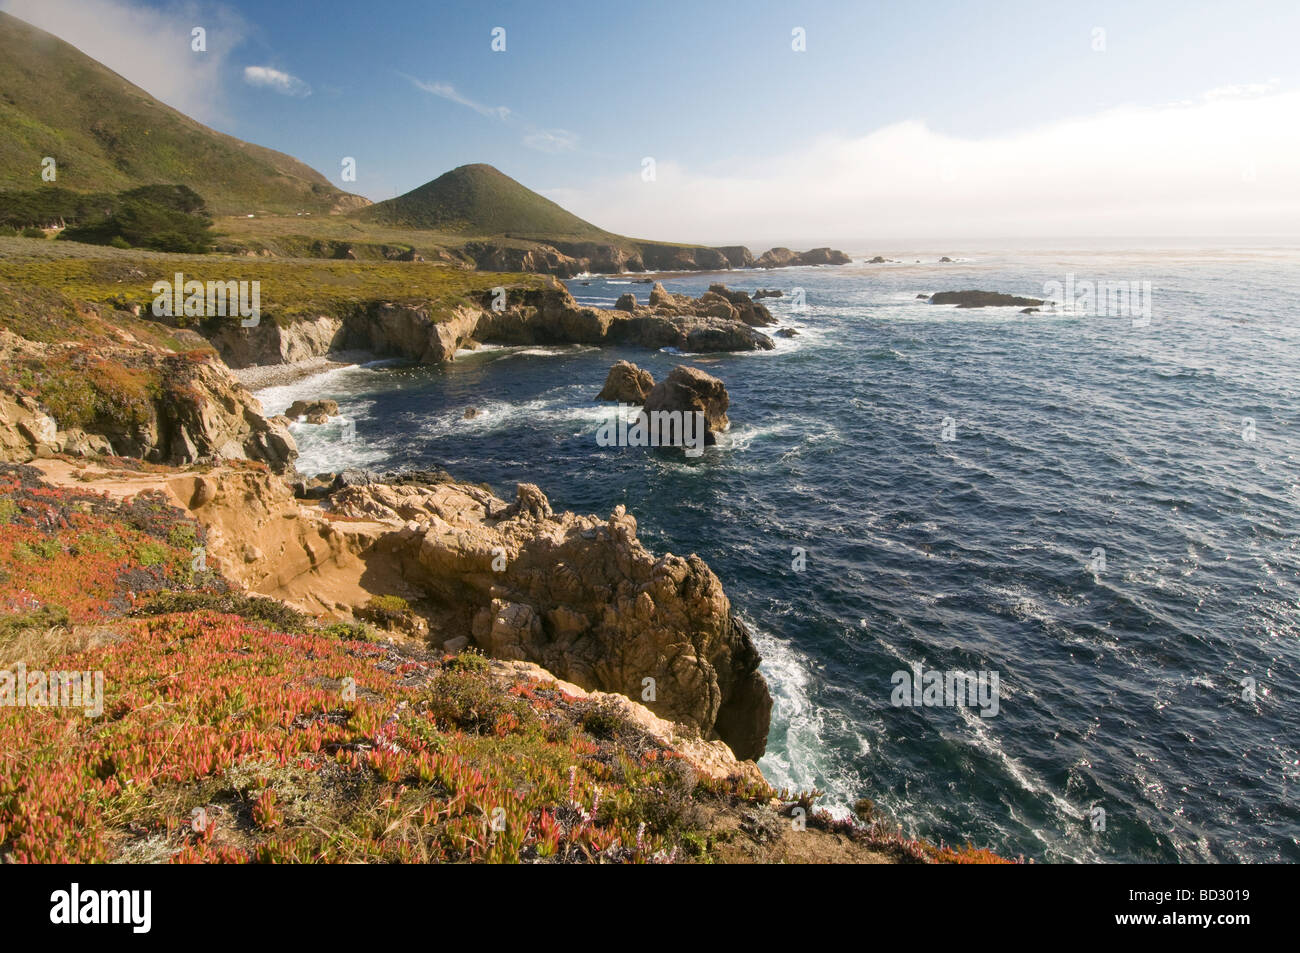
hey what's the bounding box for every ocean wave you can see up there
[750,618,860,819]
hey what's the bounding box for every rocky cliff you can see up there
[425,239,848,278]
[322,480,774,760]
[201,283,775,370]
[0,330,296,472]
[31,457,774,762]
[203,315,345,369]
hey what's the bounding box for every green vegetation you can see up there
[0,12,360,214]
[357,163,613,241]
[0,238,545,327]
[359,594,417,630]
[3,350,162,432]
[215,165,727,269]
[0,186,113,229]
[57,185,216,253]
[0,605,71,645]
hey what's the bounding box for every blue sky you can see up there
[6,0,1300,241]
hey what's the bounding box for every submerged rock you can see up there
[929,289,1046,308]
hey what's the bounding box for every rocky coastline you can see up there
[203,280,780,372]
[0,275,781,768]
[445,240,852,278]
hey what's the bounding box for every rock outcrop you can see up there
[199,282,779,375]
[0,331,296,473]
[322,479,771,759]
[618,282,776,339]
[597,361,655,403]
[204,315,345,369]
[642,365,730,441]
[342,301,483,364]
[476,285,774,355]
[930,290,1046,308]
[463,241,586,278]
[755,246,852,268]
[495,659,763,783]
[285,399,339,423]
[456,240,760,278]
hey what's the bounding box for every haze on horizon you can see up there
[3,0,1297,245]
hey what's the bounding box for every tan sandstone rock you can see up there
[596,360,655,404]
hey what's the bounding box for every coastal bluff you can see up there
[20,456,774,763]
[203,282,778,370]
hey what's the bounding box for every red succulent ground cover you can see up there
[0,463,204,621]
[3,607,723,863]
[0,464,756,862]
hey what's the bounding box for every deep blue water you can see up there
[259,247,1300,862]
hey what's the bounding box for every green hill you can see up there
[0,11,365,215]
[356,163,612,241]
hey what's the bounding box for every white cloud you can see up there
[1203,78,1281,101]
[404,76,576,153]
[405,77,510,120]
[0,0,247,124]
[523,129,578,154]
[243,65,310,97]
[546,85,1300,244]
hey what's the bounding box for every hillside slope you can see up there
[0,11,366,214]
[357,163,612,241]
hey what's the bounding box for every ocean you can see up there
[256,244,1300,863]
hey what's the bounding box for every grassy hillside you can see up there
[0,11,365,215]
[357,163,614,241]
[0,236,544,326]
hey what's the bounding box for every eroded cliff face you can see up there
[328,480,773,761]
[458,240,743,278]
[198,284,775,371]
[0,331,296,472]
[450,240,845,277]
[474,285,773,355]
[204,315,345,369]
[81,461,773,762]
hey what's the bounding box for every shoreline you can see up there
[234,350,374,392]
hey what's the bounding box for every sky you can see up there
[4,0,1299,245]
